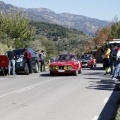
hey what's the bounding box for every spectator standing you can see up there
[35,49,41,72]
[101,46,106,69]
[24,48,33,74]
[7,50,17,75]
[39,50,46,72]
[112,47,120,80]
[110,43,117,76]
[104,46,111,75]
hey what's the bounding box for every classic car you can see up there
[49,54,82,76]
[79,54,96,68]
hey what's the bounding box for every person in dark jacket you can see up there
[110,43,117,76]
[24,48,33,74]
[39,50,46,72]
[7,50,17,75]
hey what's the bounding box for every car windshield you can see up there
[80,55,91,60]
[55,54,75,61]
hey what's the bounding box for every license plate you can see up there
[82,64,87,66]
[58,70,64,72]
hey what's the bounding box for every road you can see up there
[0,64,119,120]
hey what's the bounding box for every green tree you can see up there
[0,11,35,48]
[109,22,120,39]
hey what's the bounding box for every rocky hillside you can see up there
[26,8,111,36]
[0,1,111,36]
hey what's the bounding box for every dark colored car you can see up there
[49,54,82,76]
[6,48,39,75]
[50,57,56,63]
[79,54,96,68]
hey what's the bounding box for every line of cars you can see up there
[1,47,96,76]
[49,53,96,76]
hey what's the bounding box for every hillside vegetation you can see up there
[0,10,120,61]
[30,22,93,55]
[0,11,94,59]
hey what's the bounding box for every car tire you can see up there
[33,63,39,73]
[78,68,82,74]
[50,71,54,76]
[94,63,97,67]
[24,63,29,75]
[73,69,78,76]
[91,65,94,68]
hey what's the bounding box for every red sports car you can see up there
[49,54,82,76]
[79,54,96,68]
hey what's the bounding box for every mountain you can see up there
[0,1,111,35]
[26,8,111,35]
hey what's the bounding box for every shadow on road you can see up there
[82,66,104,71]
[85,67,120,120]
[86,79,115,91]
[39,73,73,77]
[83,72,104,76]
[86,79,120,119]
[39,73,51,77]
[98,91,120,120]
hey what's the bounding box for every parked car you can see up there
[50,57,56,63]
[6,48,39,75]
[79,54,96,68]
[49,54,82,76]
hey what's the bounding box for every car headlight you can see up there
[68,66,73,70]
[54,66,58,70]
[64,66,67,70]
[16,58,23,62]
[64,66,73,70]
[50,66,58,70]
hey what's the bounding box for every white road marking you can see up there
[92,98,109,120]
[103,98,109,104]
[0,77,64,98]
[92,116,99,120]
[16,86,35,93]
[0,91,16,98]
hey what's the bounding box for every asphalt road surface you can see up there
[0,64,119,120]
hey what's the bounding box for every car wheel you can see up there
[91,65,94,68]
[73,69,78,76]
[78,68,82,74]
[50,71,54,76]
[1,68,8,76]
[24,63,29,75]
[34,63,39,73]
[94,63,97,67]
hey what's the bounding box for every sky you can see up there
[1,0,120,21]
